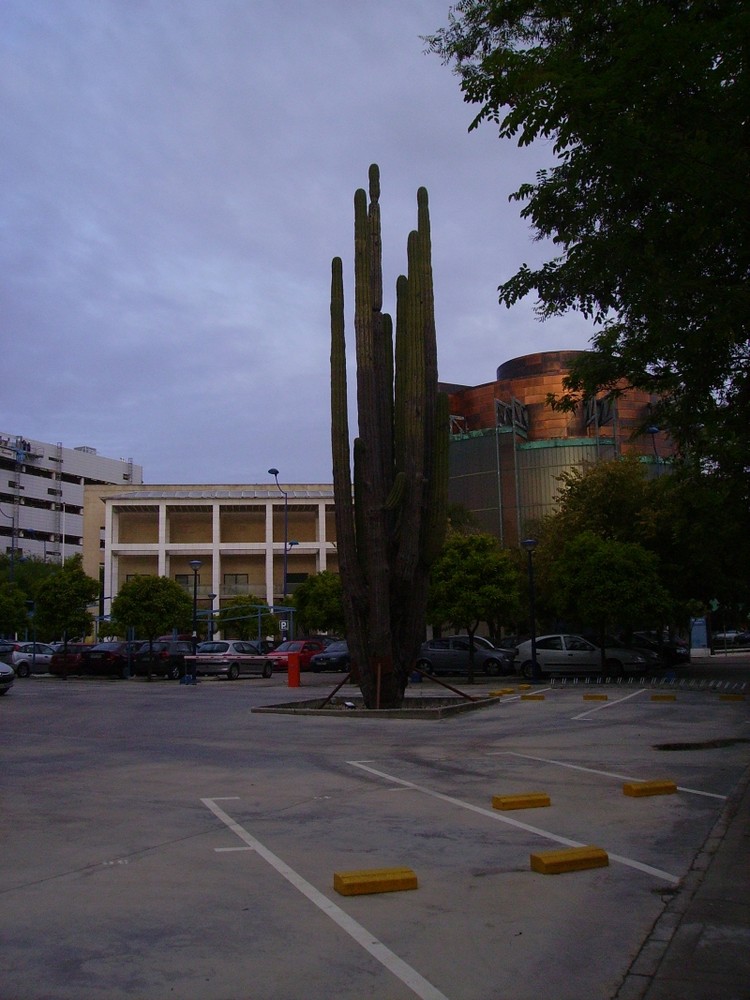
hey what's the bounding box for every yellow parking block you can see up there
[719,693,746,701]
[333,867,418,896]
[493,793,551,811]
[521,693,545,700]
[583,694,608,701]
[489,688,517,696]
[623,780,678,797]
[651,693,677,701]
[530,846,609,875]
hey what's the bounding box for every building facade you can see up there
[84,484,337,624]
[0,432,142,568]
[445,351,672,546]
[79,351,673,625]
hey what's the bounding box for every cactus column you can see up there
[330,164,448,709]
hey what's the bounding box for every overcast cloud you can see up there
[1,1,593,484]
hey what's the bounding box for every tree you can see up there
[110,576,192,647]
[0,582,28,638]
[544,456,651,545]
[546,532,671,663]
[216,595,278,642]
[427,1,749,483]
[534,457,750,631]
[33,555,99,645]
[428,532,522,681]
[293,572,346,637]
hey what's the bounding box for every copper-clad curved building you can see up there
[444,352,672,547]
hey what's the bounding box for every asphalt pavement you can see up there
[615,650,750,1000]
[2,649,748,1000]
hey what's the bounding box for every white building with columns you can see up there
[83,484,337,623]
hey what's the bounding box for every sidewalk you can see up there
[615,761,750,999]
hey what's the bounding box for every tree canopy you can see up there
[110,575,193,641]
[427,1,749,483]
[546,530,671,639]
[216,595,278,642]
[33,555,99,642]
[428,531,522,639]
[293,571,346,637]
[532,457,750,631]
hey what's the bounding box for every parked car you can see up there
[0,660,15,695]
[712,629,744,646]
[266,639,329,672]
[11,642,56,677]
[310,641,351,672]
[49,643,92,676]
[80,641,142,678]
[416,636,515,677]
[184,640,274,680]
[515,633,649,679]
[132,640,194,679]
[0,640,16,666]
[628,631,690,667]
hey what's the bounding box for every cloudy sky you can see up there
[1,1,593,485]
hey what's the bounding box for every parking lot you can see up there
[1,668,748,1000]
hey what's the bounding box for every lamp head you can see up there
[189,559,202,572]
[520,538,538,552]
[268,467,279,476]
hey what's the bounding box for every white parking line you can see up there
[347,761,679,884]
[496,751,727,800]
[571,687,647,720]
[201,797,450,1000]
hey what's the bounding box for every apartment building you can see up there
[0,432,142,568]
[84,484,337,622]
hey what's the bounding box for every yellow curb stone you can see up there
[493,793,551,811]
[651,694,677,701]
[719,694,746,701]
[530,846,609,875]
[623,780,678,797]
[521,694,545,700]
[333,867,418,896]
[583,694,608,701]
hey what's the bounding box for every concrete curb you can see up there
[613,760,750,999]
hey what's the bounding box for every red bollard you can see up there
[287,652,301,688]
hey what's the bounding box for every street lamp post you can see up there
[521,538,541,683]
[189,558,202,685]
[268,468,289,601]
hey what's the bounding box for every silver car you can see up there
[11,642,56,677]
[185,640,274,680]
[515,634,648,679]
[416,636,515,677]
[0,661,14,695]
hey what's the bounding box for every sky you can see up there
[1,0,594,485]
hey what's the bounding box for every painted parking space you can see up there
[3,679,748,1000]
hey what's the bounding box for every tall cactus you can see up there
[330,165,448,708]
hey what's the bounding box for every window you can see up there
[565,636,594,651]
[537,635,563,650]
